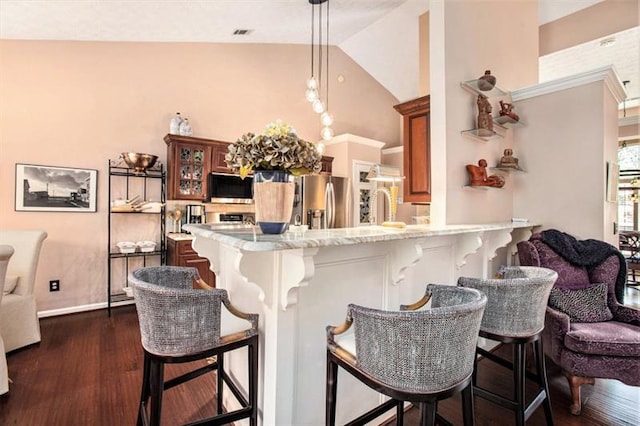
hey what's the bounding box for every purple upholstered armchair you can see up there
[517,231,640,415]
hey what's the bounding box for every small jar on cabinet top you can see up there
[169,112,183,134]
[179,118,193,136]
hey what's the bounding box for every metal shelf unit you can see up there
[107,159,166,315]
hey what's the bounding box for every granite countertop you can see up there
[167,232,195,241]
[183,222,537,252]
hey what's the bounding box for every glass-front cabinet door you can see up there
[179,145,205,197]
[165,135,212,201]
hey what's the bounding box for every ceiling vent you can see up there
[233,29,252,36]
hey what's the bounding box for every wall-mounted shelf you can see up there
[491,166,525,173]
[461,129,503,142]
[460,79,507,98]
[463,185,503,191]
[493,115,524,130]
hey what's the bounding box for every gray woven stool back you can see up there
[129,265,236,356]
[350,284,486,393]
[457,266,558,337]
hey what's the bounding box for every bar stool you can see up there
[326,284,487,425]
[457,266,558,426]
[128,266,259,426]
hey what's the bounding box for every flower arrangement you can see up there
[225,120,322,179]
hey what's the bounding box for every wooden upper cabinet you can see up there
[394,95,431,203]
[320,156,334,176]
[164,134,232,201]
[211,143,233,173]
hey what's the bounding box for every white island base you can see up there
[184,222,536,426]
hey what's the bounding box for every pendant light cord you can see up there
[317,1,323,95]
[310,4,315,79]
[325,0,330,112]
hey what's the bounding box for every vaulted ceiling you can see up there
[1,0,637,104]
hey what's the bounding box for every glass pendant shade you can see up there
[321,126,334,140]
[307,77,319,90]
[305,88,319,102]
[316,142,326,154]
[312,99,325,113]
[320,111,334,126]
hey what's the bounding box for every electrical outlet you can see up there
[49,280,60,292]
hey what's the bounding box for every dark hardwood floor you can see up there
[1,287,639,425]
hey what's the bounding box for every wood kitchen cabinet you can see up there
[164,134,232,201]
[394,95,431,203]
[320,155,334,175]
[167,237,216,287]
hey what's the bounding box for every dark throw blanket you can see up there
[541,229,627,303]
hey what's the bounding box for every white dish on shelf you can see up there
[136,240,156,252]
[116,241,136,253]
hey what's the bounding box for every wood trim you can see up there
[393,95,430,116]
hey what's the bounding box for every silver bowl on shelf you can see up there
[121,152,158,173]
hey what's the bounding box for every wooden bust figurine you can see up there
[499,100,519,122]
[466,159,505,188]
[498,148,520,169]
[477,95,493,132]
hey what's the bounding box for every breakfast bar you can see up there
[184,222,537,425]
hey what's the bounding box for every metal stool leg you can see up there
[149,358,164,426]
[396,400,404,424]
[419,401,437,426]
[461,381,475,426]
[249,338,258,426]
[138,352,151,426]
[326,352,339,426]
[217,354,224,415]
[535,339,554,425]
[513,343,526,426]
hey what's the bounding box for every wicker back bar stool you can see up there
[129,266,259,426]
[457,266,558,426]
[326,284,487,426]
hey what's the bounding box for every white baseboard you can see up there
[38,299,136,318]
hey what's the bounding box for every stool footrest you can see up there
[164,364,216,391]
[345,399,400,426]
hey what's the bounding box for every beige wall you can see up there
[539,0,638,55]
[513,79,619,244]
[429,0,539,226]
[0,40,400,312]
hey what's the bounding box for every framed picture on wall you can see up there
[606,161,619,203]
[15,163,98,212]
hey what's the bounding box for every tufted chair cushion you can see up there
[565,321,640,356]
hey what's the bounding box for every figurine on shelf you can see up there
[499,100,520,122]
[466,159,505,188]
[497,149,521,169]
[477,94,494,132]
[477,70,496,91]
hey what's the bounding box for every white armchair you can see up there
[0,230,47,353]
[1,244,15,395]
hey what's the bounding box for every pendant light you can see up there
[306,0,334,142]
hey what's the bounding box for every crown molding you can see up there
[512,66,626,104]
[382,146,403,154]
[324,133,386,148]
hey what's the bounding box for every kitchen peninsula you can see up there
[184,222,537,425]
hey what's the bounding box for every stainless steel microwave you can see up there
[207,172,253,204]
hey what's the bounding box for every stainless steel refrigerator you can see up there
[291,175,352,229]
